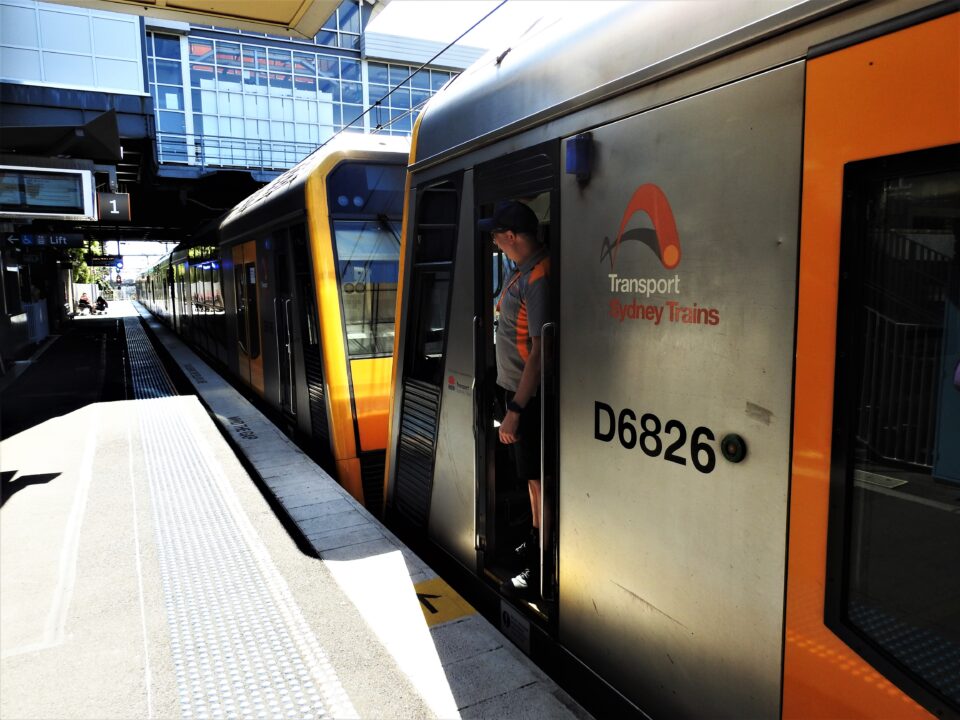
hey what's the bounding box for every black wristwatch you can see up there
[506,399,525,414]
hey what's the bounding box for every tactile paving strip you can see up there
[124,318,356,719]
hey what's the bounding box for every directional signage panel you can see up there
[17,233,85,248]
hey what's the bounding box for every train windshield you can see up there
[333,218,401,357]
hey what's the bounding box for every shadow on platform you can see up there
[0,470,62,508]
[0,316,129,441]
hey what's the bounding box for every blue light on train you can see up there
[353,195,364,208]
[566,132,593,184]
[338,195,349,207]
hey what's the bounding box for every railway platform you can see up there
[0,301,590,720]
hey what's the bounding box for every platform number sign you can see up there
[97,192,131,222]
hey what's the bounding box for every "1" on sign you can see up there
[97,192,131,222]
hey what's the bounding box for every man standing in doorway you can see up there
[480,200,549,600]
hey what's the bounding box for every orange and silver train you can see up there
[384,1,959,718]
[138,134,409,511]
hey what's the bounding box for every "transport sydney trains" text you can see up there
[609,298,720,325]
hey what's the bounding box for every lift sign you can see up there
[594,401,716,473]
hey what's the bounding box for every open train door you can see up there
[473,142,561,614]
[785,7,959,719]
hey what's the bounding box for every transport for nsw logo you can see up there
[601,183,720,327]
[599,183,681,271]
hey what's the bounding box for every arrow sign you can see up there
[417,593,442,614]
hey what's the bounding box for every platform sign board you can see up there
[17,233,84,248]
[87,255,123,267]
[97,192,131,222]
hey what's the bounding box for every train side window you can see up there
[406,181,459,385]
[234,264,247,352]
[245,261,260,359]
[827,144,960,715]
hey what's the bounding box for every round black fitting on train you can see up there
[720,434,747,463]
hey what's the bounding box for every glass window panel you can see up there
[318,79,340,102]
[831,148,960,713]
[340,33,360,50]
[317,55,338,78]
[242,45,266,69]
[147,60,155,84]
[294,75,317,95]
[268,48,292,73]
[191,88,202,112]
[217,65,241,87]
[340,58,360,81]
[293,99,312,121]
[340,82,364,104]
[410,71,430,90]
[411,89,430,109]
[315,30,336,47]
[155,59,181,84]
[367,62,388,85]
[339,2,360,34]
[393,113,412,134]
[216,40,241,67]
[190,62,214,88]
[153,34,180,60]
[293,51,315,76]
[342,104,363,127]
[430,71,449,90]
[158,110,185,134]
[189,39,214,62]
[156,85,184,110]
[295,123,311,143]
[270,72,292,93]
[391,87,410,108]
[389,65,410,85]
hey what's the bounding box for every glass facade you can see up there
[145,1,459,171]
[367,61,453,136]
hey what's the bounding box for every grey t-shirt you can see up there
[496,248,550,392]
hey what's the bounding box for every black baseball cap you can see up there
[478,200,539,236]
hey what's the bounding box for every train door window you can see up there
[245,261,260,359]
[234,264,247,352]
[827,144,960,715]
[405,180,459,385]
[332,218,401,357]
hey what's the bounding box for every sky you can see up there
[366,1,630,50]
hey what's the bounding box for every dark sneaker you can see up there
[501,567,539,599]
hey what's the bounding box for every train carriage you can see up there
[139,134,409,511]
[385,1,959,718]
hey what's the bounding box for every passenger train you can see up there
[138,134,409,511]
[383,1,959,718]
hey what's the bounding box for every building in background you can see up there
[0,0,485,362]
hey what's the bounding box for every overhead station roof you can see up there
[39,0,357,39]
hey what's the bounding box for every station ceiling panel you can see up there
[41,0,351,39]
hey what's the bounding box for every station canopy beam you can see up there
[40,0,359,40]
